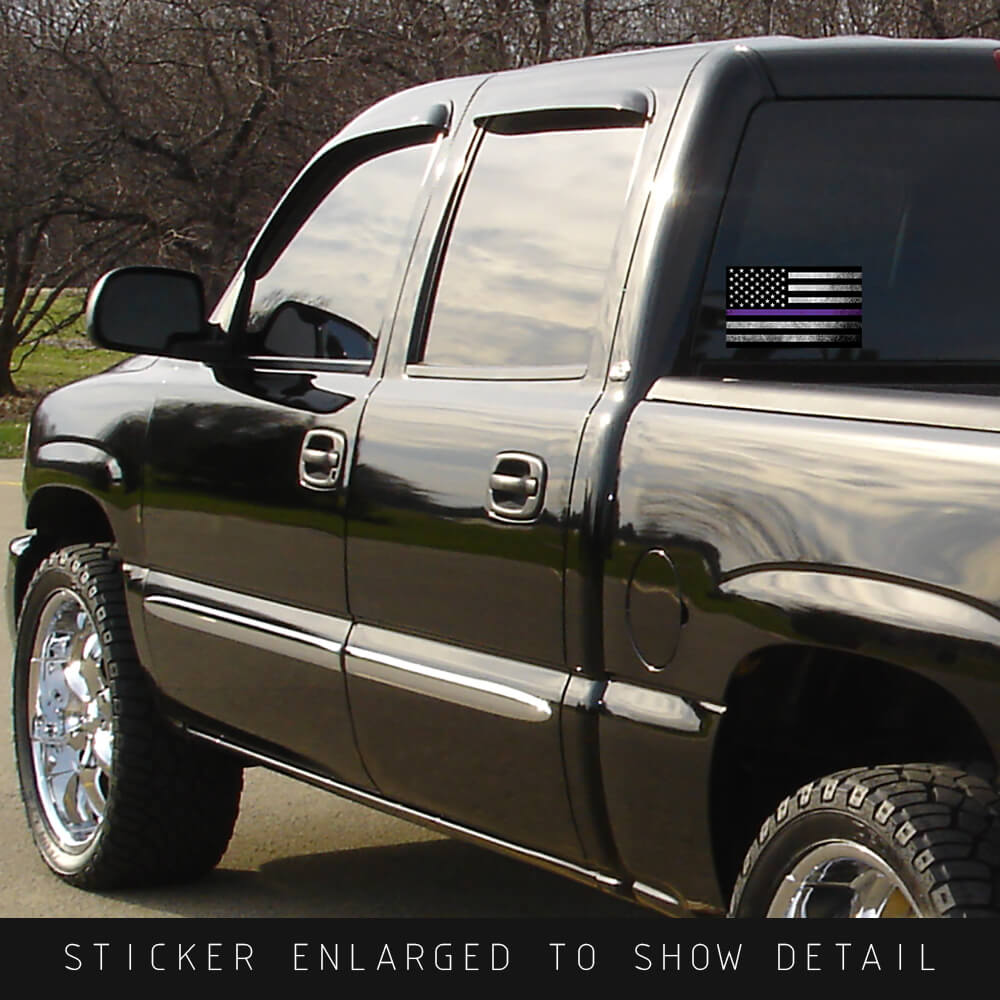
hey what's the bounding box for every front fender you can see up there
[30,441,126,495]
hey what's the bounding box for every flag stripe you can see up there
[726,309,861,316]
[788,296,862,304]
[726,321,860,330]
[786,284,862,292]
[787,271,861,279]
[727,333,861,343]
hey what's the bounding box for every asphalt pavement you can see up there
[0,460,638,918]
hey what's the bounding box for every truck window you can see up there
[417,125,641,372]
[690,100,1000,375]
[246,143,434,363]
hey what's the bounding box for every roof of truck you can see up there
[497,33,1000,98]
[739,34,1000,96]
[347,34,1000,140]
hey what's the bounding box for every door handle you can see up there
[299,429,347,490]
[487,452,547,521]
[488,473,539,497]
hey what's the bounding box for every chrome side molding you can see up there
[145,595,344,668]
[602,680,704,733]
[130,565,350,668]
[345,623,564,724]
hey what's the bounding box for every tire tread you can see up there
[13,544,243,890]
[730,762,1000,917]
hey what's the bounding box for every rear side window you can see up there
[246,143,434,363]
[417,126,641,372]
[690,100,1000,373]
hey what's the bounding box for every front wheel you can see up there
[12,544,244,889]
[730,764,1000,917]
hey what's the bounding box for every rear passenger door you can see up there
[344,87,651,860]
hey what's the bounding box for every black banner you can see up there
[1,917,985,987]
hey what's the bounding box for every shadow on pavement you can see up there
[97,839,646,918]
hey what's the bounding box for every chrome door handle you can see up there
[487,452,547,521]
[299,429,347,490]
[488,473,539,497]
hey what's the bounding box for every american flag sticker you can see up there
[725,266,862,346]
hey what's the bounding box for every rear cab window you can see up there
[690,100,1000,380]
[416,125,642,374]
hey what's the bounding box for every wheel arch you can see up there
[12,486,116,626]
[708,641,996,903]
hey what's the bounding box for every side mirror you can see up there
[87,267,214,357]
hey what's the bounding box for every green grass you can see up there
[11,337,127,394]
[0,291,128,457]
[0,422,27,459]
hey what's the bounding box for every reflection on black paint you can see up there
[151,400,307,504]
[606,396,1000,706]
[213,364,355,415]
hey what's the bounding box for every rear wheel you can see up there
[730,764,1000,917]
[12,544,244,889]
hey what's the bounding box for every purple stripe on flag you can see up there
[726,308,862,317]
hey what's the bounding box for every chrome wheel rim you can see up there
[767,840,921,917]
[27,589,113,853]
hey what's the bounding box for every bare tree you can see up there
[0,2,148,395]
[3,0,999,398]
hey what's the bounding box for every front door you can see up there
[137,134,442,785]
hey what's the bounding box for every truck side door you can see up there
[135,102,455,786]
[344,86,651,861]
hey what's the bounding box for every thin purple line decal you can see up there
[726,309,862,317]
[725,265,863,346]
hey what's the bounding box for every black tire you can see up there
[12,544,243,889]
[730,763,1000,917]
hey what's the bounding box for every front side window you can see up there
[246,142,434,362]
[690,100,1000,374]
[418,125,642,372]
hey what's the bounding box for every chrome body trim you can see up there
[120,561,147,585]
[345,624,563,723]
[246,357,372,374]
[564,676,605,711]
[608,360,632,383]
[698,700,727,715]
[404,362,586,382]
[632,881,682,910]
[602,680,703,733]
[145,596,343,667]
[186,728,626,893]
[135,567,350,666]
[346,646,553,723]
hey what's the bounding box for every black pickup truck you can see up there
[10,35,1000,918]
